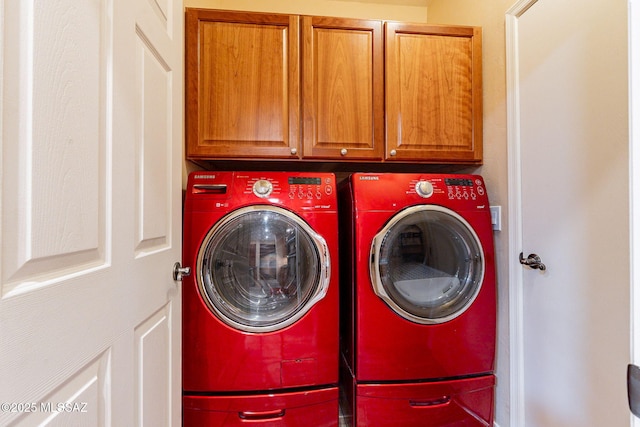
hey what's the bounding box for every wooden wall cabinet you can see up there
[185,9,300,159]
[186,8,483,165]
[385,23,483,163]
[302,16,384,161]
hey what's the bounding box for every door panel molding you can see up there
[1,0,111,297]
[505,1,538,426]
[134,26,172,256]
[135,303,173,425]
[10,349,111,426]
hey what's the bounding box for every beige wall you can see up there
[425,1,513,425]
[183,0,428,21]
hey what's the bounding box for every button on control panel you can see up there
[288,176,334,200]
[445,177,484,201]
[252,179,273,198]
[409,177,485,202]
[415,180,434,198]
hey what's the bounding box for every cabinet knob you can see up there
[290,148,297,155]
[340,148,348,156]
[389,149,397,156]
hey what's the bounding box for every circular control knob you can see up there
[253,179,273,198]
[415,180,434,198]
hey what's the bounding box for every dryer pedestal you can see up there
[341,357,494,427]
[183,387,339,427]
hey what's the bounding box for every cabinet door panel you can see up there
[302,17,384,160]
[186,10,300,159]
[386,23,482,163]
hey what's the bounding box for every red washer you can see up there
[182,172,339,426]
[339,173,496,426]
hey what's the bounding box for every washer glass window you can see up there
[198,206,328,332]
[371,206,484,323]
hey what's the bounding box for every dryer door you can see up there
[370,205,484,324]
[197,205,330,333]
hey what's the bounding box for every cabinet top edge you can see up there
[184,8,481,30]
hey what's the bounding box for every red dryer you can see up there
[339,173,496,426]
[182,172,339,426]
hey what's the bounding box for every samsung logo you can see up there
[359,176,379,181]
[194,174,216,179]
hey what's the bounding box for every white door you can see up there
[632,0,640,425]
[0,0,183,424]
[507,0,630,426]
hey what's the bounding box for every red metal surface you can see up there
[352,375,495,427]
[339,173,496,382]
[183,387,339,427]
[182,172,339,393]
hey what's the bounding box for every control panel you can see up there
[444,177,485,201]
[352,173,489,213]
[408,177,486,202]
[244,175,335,201]
[287,176,334,201]
[187,172,337,213]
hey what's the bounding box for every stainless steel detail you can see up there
[195,205,331,333]
[252,179,273,198]
[519,252,546,271]
[193,184,227,192]
[369,204,484,324]
[173,262,191,281]
[415,181,434,198]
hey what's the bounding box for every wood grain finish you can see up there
[185,10,483,165]
[385,23,482,163]
[186,9,300,159]
[302,17,384,160]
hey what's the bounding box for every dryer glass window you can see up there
[198,208,324,331]
[373,207,484,323]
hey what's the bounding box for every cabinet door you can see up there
[186,9,300,159]
[302,16,384,160]
[385,23,482,163]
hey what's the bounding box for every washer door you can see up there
[197,205,330,333]
[370,205,484,324]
